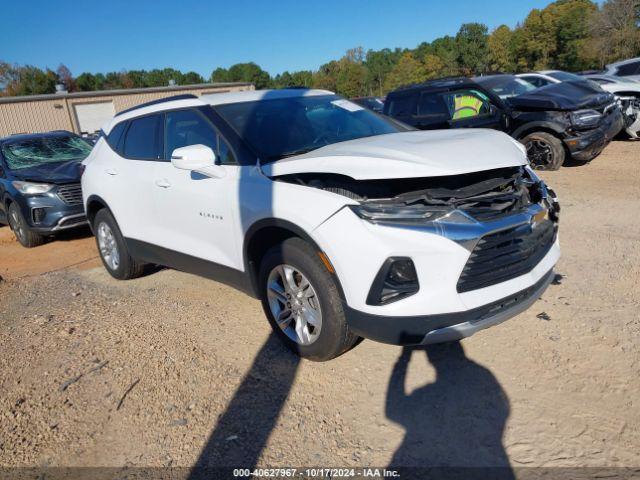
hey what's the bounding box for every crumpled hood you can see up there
[10,160,83,184]
[509,81,614,111]
[262,130,527,180]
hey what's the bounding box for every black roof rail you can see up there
[389,76,473,93]
[115,94,199,117]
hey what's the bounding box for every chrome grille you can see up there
[57,183,83,205]
[457,219,556,293]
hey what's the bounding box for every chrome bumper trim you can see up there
[420,268,555,345]
[51,213,88,231]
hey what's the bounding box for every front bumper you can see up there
[344,269,554,345]
[564,108,624,161]
[14,192,87,234]
[314,196,560,345]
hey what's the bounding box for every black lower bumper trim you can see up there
[344,269,554,345]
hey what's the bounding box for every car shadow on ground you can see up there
[189,333,300,477]
[386,342,515,480]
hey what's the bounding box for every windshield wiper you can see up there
[266,147,319,162]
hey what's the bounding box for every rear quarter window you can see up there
[106,121,127,153]
[616,62,640,76]
[387,95,416,117]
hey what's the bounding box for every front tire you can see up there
[8,203,45,248]
[93,209,145,280]
[259,237,358,361]
[522,132,565,170]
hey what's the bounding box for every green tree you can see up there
[12,66,58,95]
[553,0,598,70]
[488,25,515,72]
[211,67,231,83]
[333,48,368,97]
[587,0,640,67]
[365,48,397,96]
[423,54,446,79]
[312,60,340,92]
[455,23,489,75]
[383,52,426,91]
[431,36,460,76]
[75,72,97,91]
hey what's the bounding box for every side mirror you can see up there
[171,144,225,178]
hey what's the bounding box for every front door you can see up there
[151,108,243,270]
[443,89,504,130]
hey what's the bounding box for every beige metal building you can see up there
[0,82,254,137]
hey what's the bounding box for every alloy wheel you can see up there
[526,139,553,168]
[97,221,120,271]
[9,207,26,244]
[266,264,322,345]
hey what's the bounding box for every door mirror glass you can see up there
[171,144,224,178]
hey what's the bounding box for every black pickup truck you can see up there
[383,75,624,170]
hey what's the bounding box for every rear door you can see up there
[413,90,452,129]
[102,114,164,242]
[385,92,418,126]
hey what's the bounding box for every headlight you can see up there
[570,109,602,129]
[349,203,451,224]
[11,181,54,195]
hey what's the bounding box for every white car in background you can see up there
[82,89,560,361]
[518,71,640,139]
[602,57,640,82]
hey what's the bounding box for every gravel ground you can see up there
[0,141,638,472]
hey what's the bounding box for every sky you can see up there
[1,0,556,78]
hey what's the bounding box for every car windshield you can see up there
[546,71,584,82]
[214,94,408,163]
[476,77,537,99]
[2,135,92,170]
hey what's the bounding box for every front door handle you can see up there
[105,168,118,176]
[155,179,171,188]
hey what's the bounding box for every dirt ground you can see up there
[0,141,638,474]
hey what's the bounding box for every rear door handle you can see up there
[105,168,118,176]
[155,179,171,188]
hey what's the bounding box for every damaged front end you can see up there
[617,95,640,139]
[275,165,560,227]
[277,166,560,293]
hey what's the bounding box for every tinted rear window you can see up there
[107,121,127,153]
[417,92,449,117]
[387,95,416,116]
[123,115,162,160]
[616,61,640,76]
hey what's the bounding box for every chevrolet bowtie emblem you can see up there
[531,209,547,228]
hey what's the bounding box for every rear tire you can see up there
[258,237,358,361]
[93,209,145,280]
[8,203,45,248]
[521,132,565,170]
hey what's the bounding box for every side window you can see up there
[123,115,162,160]
[442,90,492,120]
[416,92,450,118]
[387,95,416,117]
[616,61,640,76]
[217,135,237,165]
[165,109,217,160]
[106,121,127,153]
[524,76,549,88]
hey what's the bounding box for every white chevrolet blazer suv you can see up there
[82,89,560,361]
